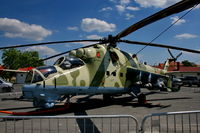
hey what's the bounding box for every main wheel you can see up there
[103,94,112,102]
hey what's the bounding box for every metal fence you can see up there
[0,115,139,133]
[141,110,200,133]
[0,110,200,133]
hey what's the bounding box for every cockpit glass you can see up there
[25,66,57,84]
[32,71,43,83]
[55,56,84,70]
[25,71,33,83]
[37,66,57,78]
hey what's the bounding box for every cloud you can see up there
[125,13,134,20]
[126,6,140,11]
[99,7,112,12]
[170,16,186,25]
[67,26,79,31]
[116,5,126,13]
[135,0,181,8]
[175,33,198,39]
[86,35,102,39]
[120,0,130,5]
[109,0,140,17]
[0,18,52,41]
[25,46,58,56]
[81,18,116,32]
[75,35,102,46]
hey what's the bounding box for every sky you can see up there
[0,0,200,66]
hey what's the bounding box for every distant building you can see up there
[154,62,200,79]
[17,67,34,84]
[0,66,34,84]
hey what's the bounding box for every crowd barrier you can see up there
[0,110,199,133]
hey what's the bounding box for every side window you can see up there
[109,51,119,63]
[60,56,84,70]
[60,61,71,70]
[32,71,43,83]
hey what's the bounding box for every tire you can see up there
[103,94,112,102]
[188,83,192,87]
[33,98,38,107]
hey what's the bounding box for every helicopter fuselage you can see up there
[22,44,173,108]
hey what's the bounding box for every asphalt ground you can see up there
[0,85,199,121]
[0,85,200,133]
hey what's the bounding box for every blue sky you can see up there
[0,0,200,66]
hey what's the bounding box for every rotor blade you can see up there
[115,0,200,39]
[119,40,200,54]
[40,43,100,62]
[0,40,101,50]
[176,52,183,59]
[168,49,175,59]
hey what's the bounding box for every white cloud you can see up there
[120,0,130,5]
[67,26,78,31]
[81,18,116,32]
[170,16,186,25]
[86,35,102,39]
[109,0,117,3]
[25,46,58,56]
[75,35,102,46]
[135,0,181,8]
[175,33,198,39]
[126,6,140,11]
[125,13,134,20]
[99,7,112,12]
[0,18,52,41]
[116,5,126,13]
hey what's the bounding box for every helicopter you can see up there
[0,0,200,108]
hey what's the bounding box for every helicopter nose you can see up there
[21,84,36,99]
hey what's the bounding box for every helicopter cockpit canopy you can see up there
[25,66,57,83]
[54,56,84,70]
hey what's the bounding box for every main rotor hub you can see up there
[101,35,118,48]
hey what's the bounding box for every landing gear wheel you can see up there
[103,94,112,102]
[137,93,147,104]
[33,98,39,107]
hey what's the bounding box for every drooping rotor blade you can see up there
[40,43,100,61]
[168,49,175,59]
[120,40,200,54]
[176,52,183,59]
[115,0,200,39]
[0,39,101,50]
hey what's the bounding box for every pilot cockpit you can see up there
[54,56,84,70]
[25,66,57,83]
[25,56,84,84]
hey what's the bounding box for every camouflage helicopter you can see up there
[1,0,200,108]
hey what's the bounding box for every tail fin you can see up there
[163,59,170,71]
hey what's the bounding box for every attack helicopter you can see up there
[0,0,200,108]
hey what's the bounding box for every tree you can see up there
[2,48,44,69]
[182,60,196,67]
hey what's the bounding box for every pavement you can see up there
[0,85,199,133]
[0,85,199,120]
